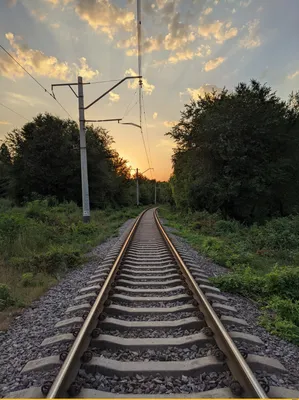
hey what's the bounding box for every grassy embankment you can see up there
[160,205,299,345]
[0,198,143,327]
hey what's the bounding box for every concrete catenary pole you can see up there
[78,76,90,223]
[154,180,157,205]
[136,168,139,206]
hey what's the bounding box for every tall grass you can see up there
[0,199,142,316]
[159,206,299,344]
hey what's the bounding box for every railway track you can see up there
[8,208,299,398]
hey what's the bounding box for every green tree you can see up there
[0,143,12,198]
[5,113,132,207]
[167,81,299,222]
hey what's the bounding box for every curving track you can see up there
[9,208,298,398]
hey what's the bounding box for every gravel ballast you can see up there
[99,327,201,338]
[91,343,218,361]
[0,219,134,397]
[75,370,233,394]
[160,215,299,390]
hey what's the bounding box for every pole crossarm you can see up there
[141,167,154,175]
[120,122,141,128]
[84,76,142,110]
[86,118,122,123]
[51,82,91,88]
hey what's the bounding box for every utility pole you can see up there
[51,74,141,223]
[78,76,90,222]
[154,180,157,205]
[136,168,139,206]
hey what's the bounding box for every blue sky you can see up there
[0,0,299,180]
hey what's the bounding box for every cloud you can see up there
[109,91,120,102]
[0,120,12,125]
[167,44,211,65]
[240,0,251,7]
[31,9,47,21]
[288,70,299,80]
[183,84,222,100]
[204,57,226,71]
[196,44,212,57]
[168,48,194,64]
[0,33,98,81]
[74,57,99,80]
[6,0,17,6]
[239,19,261,48]
[125,68,155,95]
[203,7,213,15]
[164,13,195,50]
[153,112,158,119]
[44,0,72,6]
[163,120,178,128]
[45,0,60,4]
[6,92,46,107]
[198,20,238,43]
[74,0,135,39]
[50,23,60,29]
[118,34,163,56]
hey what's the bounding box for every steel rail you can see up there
[154,208,267,398]
[46,209,147,398]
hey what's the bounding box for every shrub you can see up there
[212,267,266,298]
[214,220,240,235]
[0,283,15,310]
[11,248,82,275]
[0,214,26,242]
[21,272,35,287]
[264,266,299,301]
[260,314,299,345]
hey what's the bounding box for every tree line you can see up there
[0,113,171,208]
[167,80,299,223]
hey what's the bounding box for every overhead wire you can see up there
[89,79,123,84]
[141,91,154,178]
[0,102,29,122]
[0,44,73,119]
[136,0,153,178]
[122,89,138,119]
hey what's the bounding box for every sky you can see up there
[0,0,299,181]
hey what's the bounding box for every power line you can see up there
[0,102,29,122]
[0,44,73,119]
[89,79,123,84]
[141,92,154,179]
[122,89,137,119]
[136,0,152,176]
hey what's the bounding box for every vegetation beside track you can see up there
[160,205,299,345]
[0,198,143,325]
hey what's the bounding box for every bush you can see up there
[11,248,81,275]
[214,220,240,235]
[260,314,299,345]
[0,284,15,310]
[21,272,35,287]
[264,266,299,301]
[213,267,266,298]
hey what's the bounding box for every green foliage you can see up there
[160,205,299,344]
[0,201,143,312]
[2,113,171,208]
[0,284,15,310]
[21,272,35,287]
[259,315,299,345]
[167,81,299,223]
